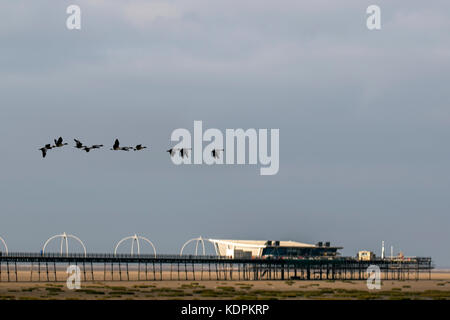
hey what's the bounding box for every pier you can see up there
[0,252,433,282]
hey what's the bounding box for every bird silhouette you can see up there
[111,139,120,150]
[39,147,47,158]
[75,139,102,152]
[167,148,177,157]
[212,148,224,159]
[179,148,191,158]
[74,139,84,149]
[83,145,103,152]
[38,144,53,158]
[111,139,131,151]
[54,137,68,148]
[133,144,147,151]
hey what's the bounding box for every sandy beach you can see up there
[0,270,448,300]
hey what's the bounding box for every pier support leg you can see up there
[215,262,218,280]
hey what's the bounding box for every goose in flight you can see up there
[83,145,103,152]
[111,139,131,151]
[39,147,47,158]
[74,139,84,149]
[54,137,68,148]
[179,148,191,158]
[167,148,177,157]
[211,148,224,159]
[111,139,120,150]
[133,144,147,151]
[38,144,53,158]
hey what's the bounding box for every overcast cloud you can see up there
[0,1,449,266]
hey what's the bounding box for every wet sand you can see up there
[0,271,448,300]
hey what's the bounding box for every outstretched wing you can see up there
[74,139,82,147]
[181,148,189,157]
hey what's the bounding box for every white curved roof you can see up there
[208,239,316,248]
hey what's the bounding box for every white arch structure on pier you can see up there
[114,234,156,257]
[180,236,217,256]
[42,232,87,257]
[0,236,8,255]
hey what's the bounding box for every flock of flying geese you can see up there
[39,137,224,159]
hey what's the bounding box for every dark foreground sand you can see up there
[0,271,449,300]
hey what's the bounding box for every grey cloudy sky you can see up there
[1,1,449,266]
